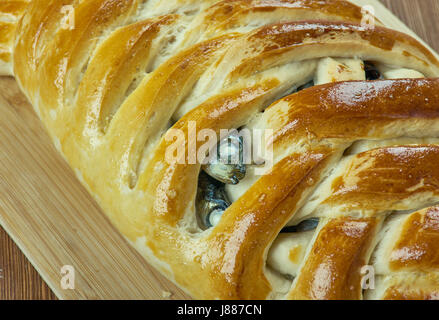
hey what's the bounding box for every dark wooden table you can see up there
[1,0,438,300]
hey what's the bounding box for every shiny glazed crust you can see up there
[2,0,439,299]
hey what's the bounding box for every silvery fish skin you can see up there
[280,218,320,233]
[365,61,384,80]
[196,172,231,229]
[202,135,246,185]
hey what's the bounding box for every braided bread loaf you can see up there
[2,0,439,300]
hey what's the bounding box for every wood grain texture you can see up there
[0,76,191,300]
[0,0,438,300]
[0,227,56,300]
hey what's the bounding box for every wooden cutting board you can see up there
[0,0,438,300]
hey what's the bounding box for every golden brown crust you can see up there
[3,0,439,300]
[0,0,28,74]
[382,277,439,300]
[370,268,439,300]
[328,145,439,210]
[383,287,439,300]
[265,79,439,149]
[181,0,376,46]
